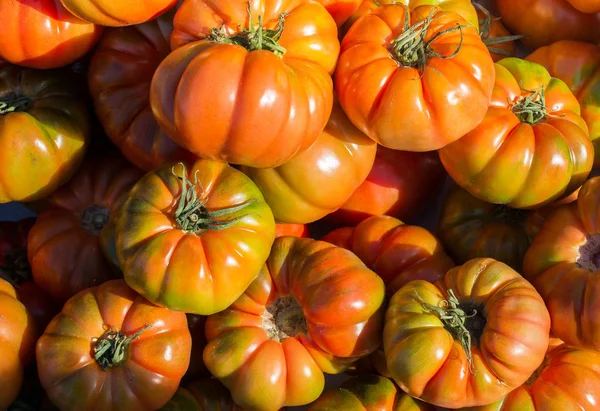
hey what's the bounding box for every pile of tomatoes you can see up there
[2,0,600,410]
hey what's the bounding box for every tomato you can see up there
[494,0,600,49]
[437,185,549,272]
[0,65,90,203]
[88,11,195,172]
[0,0,102,69]
[335,4,494,152]
[527,41,600,168]
[567,0,600,12]
[317,0,362,26]
[152,0,339,168]
[160,379,244,411]
[241,102,376,224]
[474,3,520,62]
[204,237,385,410]
[309,374,434,411]
[339,0,479,38]
[37,279,191,411]
[439,58,593,209]
[384,258,551,408]
[523,176,600,351]
[0,278,36,410]
[465,343,600,411]
[115,160,275,315]
[326,147,446,227]
[183,314,209,382]
[60,0,177,26]
[323,215,454,296]
[275,224,310,238]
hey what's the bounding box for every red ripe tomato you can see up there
[115,160,276,315]
[323,215,454,296]
[88,11,195,172]
[527,40,600,167]
[494,0,600,49]
[0,65,90,203]
[37,279,191,411]
[385,258,551,408]
[241,102,376,224]
[275,224,310,238]
[335,4,494,151]
[152,0,339,168]
[161,379,245,411]
[60,0,178,26]
[0,0,102,69]
[0,278,36,410]
[439,58,594,209]
[28,156,144,303]
[327,147,446,227]
[204,237,385,410]
[523,176,600,351]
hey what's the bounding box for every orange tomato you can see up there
[60,0,177,26]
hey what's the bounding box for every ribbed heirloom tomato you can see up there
[0,65,90,203]
[335,4,494,151]
[203,237,385,410]
[439,58,594,209]
[384,258,551,408]
[88,11,195,172]
[241,102,376,224]
[115,160,275,315]
[0,0,102,69]
[28,156,144,302]
[151,0,339,168]
[37,280,192,411]
[60,0,178,26]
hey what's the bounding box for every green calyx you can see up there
[474,2,524,58]
[0,92,32,115]
[0,247,31,286]
[511,87,549,125]
[207,2,288,57]
[94,325,151,371]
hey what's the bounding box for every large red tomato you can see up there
[527,40,600,167]
[326,147,446,227]
[0,0,102,69]
[494,0,600,49]
[60,0,178,26]
[523,176,600,351]
[335,4,494,151]
[28,155,143,302]
[0,279,36,410]
[151,0,339,168]
[323,215,454,296]
[241,102,376,224]
[204,237,385,410]
[115,160,276,315]
[385,258,551,408]
[0,65,90,203]
[439,58,593,209]
[37,279,191,411]
[88,11,194,172]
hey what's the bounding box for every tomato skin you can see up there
[0,0,102,69]
[323,215,454,296]
[384,258,551,408]
[327,147,446,227]
[567,0,600,12]
[60,0,177,26]
[161,379,245,411]
[204,237,385,410]
[275,224,310,238]
[439,58,593,209]
[523,176,600,351]
[494,0,600,49]
[0,279,36,410]
[527,40,600,168]
[0,66,90,203]
[317,0,362,26]
[37,279,191,411]
[335,5,494,152]
[241,102,376,224]
[116,160,276,315]
[465,343,600,411]
[88,11,195,172]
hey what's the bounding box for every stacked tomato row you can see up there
[1,0,600,410]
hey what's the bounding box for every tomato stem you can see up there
[577,234,600,271]
[93,324,151,371]
[81,205,110,236]
[172,164,256,233]
[474,2,524,58]
[0,247,31,287]
[262,295,307,342]
[0,92,32,115]
[207,2,288,56]
[510,87,550,125]
[390,7,468,75]
[489,204,529,225]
